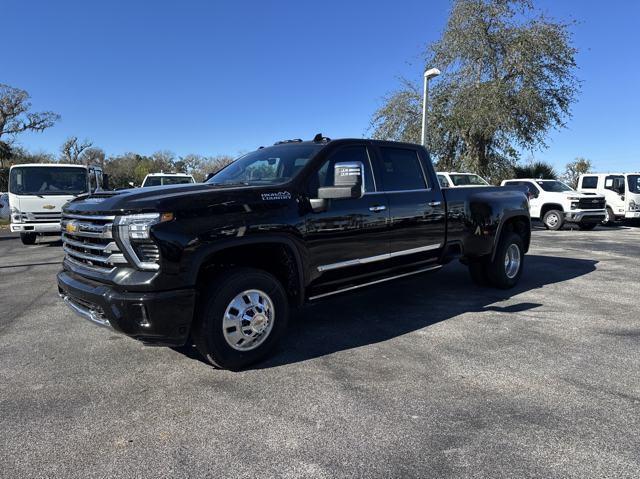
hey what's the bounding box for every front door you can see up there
[371,145,446,263]
[303,145,389,284]
[604,175,626,216]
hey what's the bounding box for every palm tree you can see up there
[513,161,558,180]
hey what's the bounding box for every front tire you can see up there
[542,210,564,230]
[193,267,289,370]
[20,233,37,245]
[602,206,615,226]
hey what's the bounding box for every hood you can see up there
[63,182,293,215]
[549,191,605,200]
[8,193,74,213]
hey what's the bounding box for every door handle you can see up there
[369,205,387,212]
[428,201,441,207]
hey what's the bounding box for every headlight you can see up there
[115,213,173,270]
[10,208,22,223]
[630,200,638,211]
[570,201,579,209]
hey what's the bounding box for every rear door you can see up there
[371,144,445,262]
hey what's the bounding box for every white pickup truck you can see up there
[501,178,606,230]
[577,173,640,224]
[437,172,490,188]
[141,173,195,187]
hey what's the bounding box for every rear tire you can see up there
[542,210,564,230]
[578,222,597,231]
[193,267,289,370]
[468,259,490,286]
[486,232,525,289]
[602,206,616,226]
[20,233,37,245]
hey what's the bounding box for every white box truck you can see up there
[9,163,107,244]
[577,173,640,224]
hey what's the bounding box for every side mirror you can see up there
[317,162,364,200]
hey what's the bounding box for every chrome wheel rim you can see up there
[546,213,559,228]
[504,244,521,279]
[222,289,275,351]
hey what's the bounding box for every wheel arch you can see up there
[540,203,565,217]
[191,235,306,307]
[491,213,531,261]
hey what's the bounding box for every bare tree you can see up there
[563,157,592,188]
[0,84,60,167]
[60,137,93,164]
[80,147,106,167]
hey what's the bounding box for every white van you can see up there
[501,178,606,230]
[577,173,640,224]
[437,172,490,188]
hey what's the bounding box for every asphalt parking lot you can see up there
[1,224,639,478]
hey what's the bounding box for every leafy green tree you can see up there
[563,157,592,188]
[371,0,579,182]
[513,161,558,180]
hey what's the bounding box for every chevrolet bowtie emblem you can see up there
[43,204,56,210]
[65,221,78,234]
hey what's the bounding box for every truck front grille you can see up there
[578,198,606,210]
[61,214,128,273]
[20,211,62,223]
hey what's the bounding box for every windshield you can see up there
[143,176,194,187]
[207,144,322,186]
[9,166,87,196]
[449,174,489,186]
[628,175,640,194]
[536,180,573,192]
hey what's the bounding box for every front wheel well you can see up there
[540,203,564,218]
[196,243,302,306]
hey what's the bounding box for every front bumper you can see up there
[57,270,196,346]
[564,210,606,223]
[10,222,61,233]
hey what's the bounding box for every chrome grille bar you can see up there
[63,245,127,264]
[61,234,119,253]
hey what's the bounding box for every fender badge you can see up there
[43,204,56,210]
[261,191,292,201]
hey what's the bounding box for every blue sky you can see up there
[3,0,639,172]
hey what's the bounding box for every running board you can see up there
[308,264,442,301]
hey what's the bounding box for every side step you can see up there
[308,264,442,301]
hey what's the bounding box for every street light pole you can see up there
[421,68,441,147]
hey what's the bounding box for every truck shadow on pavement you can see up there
[174,254,597,369]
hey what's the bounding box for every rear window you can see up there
[581,176,598,189]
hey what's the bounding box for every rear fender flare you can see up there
[491,211,531,262]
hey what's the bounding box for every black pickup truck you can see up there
[58,136,530,369]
